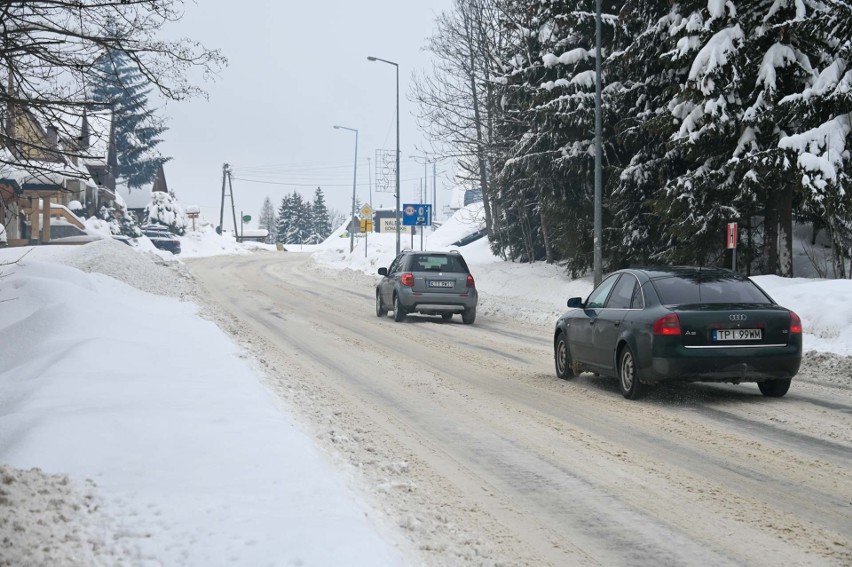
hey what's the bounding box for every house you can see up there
[0,97,161,246]
[0,103,95,246]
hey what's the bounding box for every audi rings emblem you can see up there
[729,314,747,321]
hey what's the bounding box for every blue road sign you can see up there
[402,203,432,226]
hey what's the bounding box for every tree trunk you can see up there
[778,184,793,277]
[463,6,494,240]
[764,196,779,275]
[541,208,553,263]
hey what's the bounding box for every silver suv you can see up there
[376,250,478,324]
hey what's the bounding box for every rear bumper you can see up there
[398,288,477,313]
[644,345,801,383]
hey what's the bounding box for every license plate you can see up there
[713,328,762,341]
[427,280,453,288]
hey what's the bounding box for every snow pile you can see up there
[0,244,409,566]
[0,465,125,566]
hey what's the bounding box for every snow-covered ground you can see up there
[2,205,851,565]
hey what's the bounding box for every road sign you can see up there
[726,222,738,249]
[359,219,373,232]
[402,203,432,226]
[360,204,374,217]
[242,214,251,223]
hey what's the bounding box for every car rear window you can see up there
[410,254,468,273]
[652,275,772,305]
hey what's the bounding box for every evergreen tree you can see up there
[145,191,186,235]
[276,194,293,244]
[310,187,331,243]
[92,47,170,189]
[98,199,142,238]
[286,192,310,244]
[258,197,277,244]
[492,0,622,271]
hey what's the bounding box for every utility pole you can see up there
[227,168,238,238]
[218,163,228,235]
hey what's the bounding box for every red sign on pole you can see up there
[726,222,738,250]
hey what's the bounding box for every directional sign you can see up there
[402,203,432,226]
[242,215,251,223]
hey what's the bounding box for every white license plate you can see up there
[427,280,453,288]
[713,328,762,341]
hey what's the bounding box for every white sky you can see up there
[156,0,454,231]
[2,206,852,564]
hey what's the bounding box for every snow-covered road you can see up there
[189,252,852,567]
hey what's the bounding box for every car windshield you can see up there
[410,254,467,273]
[652,275,772,305]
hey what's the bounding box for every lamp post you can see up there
[334,125,358,253]
[593,0,603,287]
[367,55,400,255]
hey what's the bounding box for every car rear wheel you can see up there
[393,294,407,322]
[462,307,476,325]
[375,292,387,317]
[554,334,575,379]
[441,313,453,321]
[619,345,646,400]
[758,378,791,397]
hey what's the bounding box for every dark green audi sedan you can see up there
[553,267,802,399]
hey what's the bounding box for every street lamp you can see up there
[334,124,358,253]
[367,55,401,255]
[593,0,603,286]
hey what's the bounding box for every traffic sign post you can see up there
[360,205,374,258]
[727,222,738,271]
[403,204,432,251]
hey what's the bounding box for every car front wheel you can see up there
[375,292,387,317]
[619,345,646,400]
[758,378,791,397]
[393,294,407,322]
[554,334,575,379]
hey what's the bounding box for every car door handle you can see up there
[589,319,596,325]
[614,321,621,327]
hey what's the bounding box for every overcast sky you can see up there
[156,0,454,231]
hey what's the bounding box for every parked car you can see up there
[553,267,802,399]
[142,225,181,254]
[376,250,478,324]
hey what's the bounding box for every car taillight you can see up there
[401,273,414,287]
[653,313,681,335]
[466,274,475,288]
[789,311,802,334]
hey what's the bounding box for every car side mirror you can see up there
[378,267,388,276]
[567,297,583,308]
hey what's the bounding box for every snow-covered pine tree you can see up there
[608,0,696,268]
[492,0,622,272]
[258,197,277,244]
[145,192,186,235]
[98,198,142,238]
[91,48,170,189]
[286,192,309,244]
[310,187,331,243]
[276,194,293,244]
[773,2,852,277]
